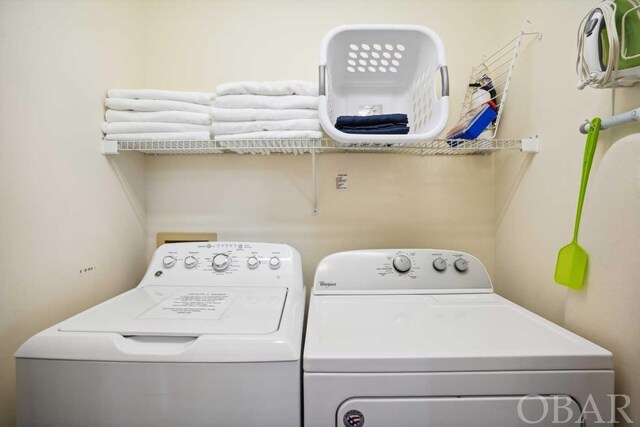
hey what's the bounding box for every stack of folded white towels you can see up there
[103,90,214,141]
[212,81,322,153]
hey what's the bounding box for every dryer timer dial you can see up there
[392,255,412,273]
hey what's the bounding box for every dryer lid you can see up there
[59,286,287,336]
[303,293,613,372]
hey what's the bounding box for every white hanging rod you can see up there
[579,107,640,134]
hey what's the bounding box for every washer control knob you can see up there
[393,255,412,273]
[454,258,469,272]
[247,256,259,269]
[163,256,176,268]
[184,256,198,269]
[432,258,447,272]
[212,254,231,272]
[269,256,281,270]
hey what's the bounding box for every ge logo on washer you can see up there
[343,409,365,427]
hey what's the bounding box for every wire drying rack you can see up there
[103,137,539,156]
[459,21,542,138]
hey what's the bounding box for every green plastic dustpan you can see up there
[554,118,601,289]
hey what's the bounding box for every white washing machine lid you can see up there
[303,293,613,372]
[59,285,287,337]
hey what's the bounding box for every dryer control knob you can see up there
[184,256,198,269]
[432,258,447,272]
[269,257,281,270]
[212,254,231,272]
[247,256,259,269]
[163,256,176,268]
[393,255,412,273]
[454,258,469,272]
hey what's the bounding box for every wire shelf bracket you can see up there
[102,136,540,216]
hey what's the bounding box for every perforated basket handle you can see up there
[319,65,326,96]
[439,66,449,97]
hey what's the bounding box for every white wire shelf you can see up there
[101,137,540,156]
[101,24,542,158]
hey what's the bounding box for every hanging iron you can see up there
[577,0,640,89]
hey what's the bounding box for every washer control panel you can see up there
[314,249,492,294]
[141,242,302,289]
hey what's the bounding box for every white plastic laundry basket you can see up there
[319,24,449,145]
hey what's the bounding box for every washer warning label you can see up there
[140,292,232,320]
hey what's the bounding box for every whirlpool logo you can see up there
[343,409,364,427]
[319,281,337,287]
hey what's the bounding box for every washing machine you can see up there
[304,249,614,427]
[16,242,305,427]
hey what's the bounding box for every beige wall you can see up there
[495,1,640,425]
[140,0,505,287]
[146,153,495,288]
[0,1,148,425]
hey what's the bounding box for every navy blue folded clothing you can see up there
[339,126,410,135]
[339,122,407,131]
[335,113,408,129]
